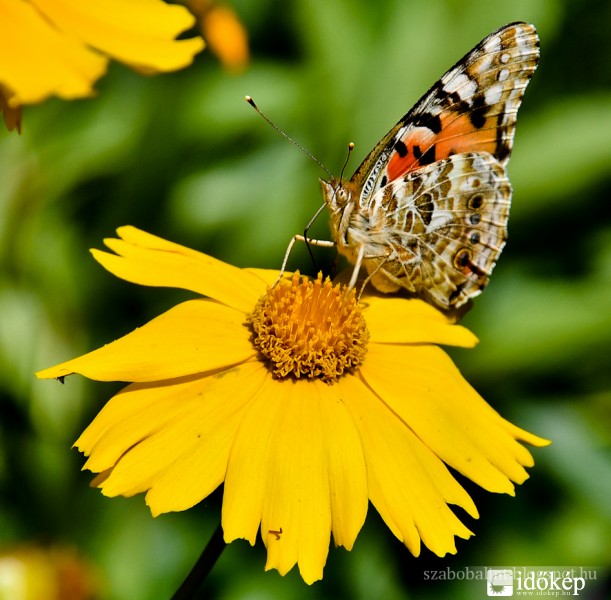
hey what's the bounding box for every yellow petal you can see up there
[144,362,267,515]
[77,361,267,514]
[315,381,368,550]
[224,377,365,584]
[225,376,332,582]
[360,344,550,495]
[30,0,204,73]
[502,419,552,448]
[364,296,478,347]
[340,374,476,557]
[260,383,330,584]
[93,226,267,313]
[222,375,280,547]
[0,0,107,105]
[245,268,292,287]
[36,299,254,382]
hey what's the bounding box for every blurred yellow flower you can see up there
[36,226,549,584]
[0,0,204,130]
[189,0,249,72]
[0,544,97,600]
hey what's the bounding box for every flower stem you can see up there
[171,523,226,600]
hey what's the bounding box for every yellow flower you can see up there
[36,226,549,584]
[0,544,97,600]
[189,0,249,72]
[0,0,204,129]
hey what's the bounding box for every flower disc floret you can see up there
[249,272,369,382]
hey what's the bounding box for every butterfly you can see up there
[318,22,539,310]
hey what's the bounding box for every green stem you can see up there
[171,523,226,600]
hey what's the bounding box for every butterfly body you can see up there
[321,22,539,310]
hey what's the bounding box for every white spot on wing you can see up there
[441,72,478,101]
[441,70,466,90]
[484,35,501,54]
[427,210,453,232]
[477,54,494,73]
[484,83,503,106]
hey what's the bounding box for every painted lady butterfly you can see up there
[318,22,539,310]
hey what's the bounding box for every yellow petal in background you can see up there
[197,1,249,72]
[35,299,254,382]
[0,0,107,105]
[30,0,204,72]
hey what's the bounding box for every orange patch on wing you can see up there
[387,128,435,180]
[386,113,500,181]
[435,113,498,158]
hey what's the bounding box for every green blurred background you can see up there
[1,0,610,598]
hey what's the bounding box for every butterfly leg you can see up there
[274,234,336,287]
[347,244,366,291]
[355,249,396,299]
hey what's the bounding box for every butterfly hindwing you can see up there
[361,152,511,309]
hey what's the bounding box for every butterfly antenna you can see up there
[339,142,355,183]
[245,96,333,178]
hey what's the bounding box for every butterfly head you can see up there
[320,178,355,214]
[320,177,359,249]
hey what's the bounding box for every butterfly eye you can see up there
[470,232,481,244]
[469,213,481,225]
[335,187,351,206]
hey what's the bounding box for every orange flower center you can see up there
[249,272,369,383]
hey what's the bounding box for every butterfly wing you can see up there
[351,22,539,203]
[361,152,511,309]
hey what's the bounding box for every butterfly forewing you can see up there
[353,22,539,204]
[323,22,539,310]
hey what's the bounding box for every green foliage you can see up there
[0,0,609,598]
